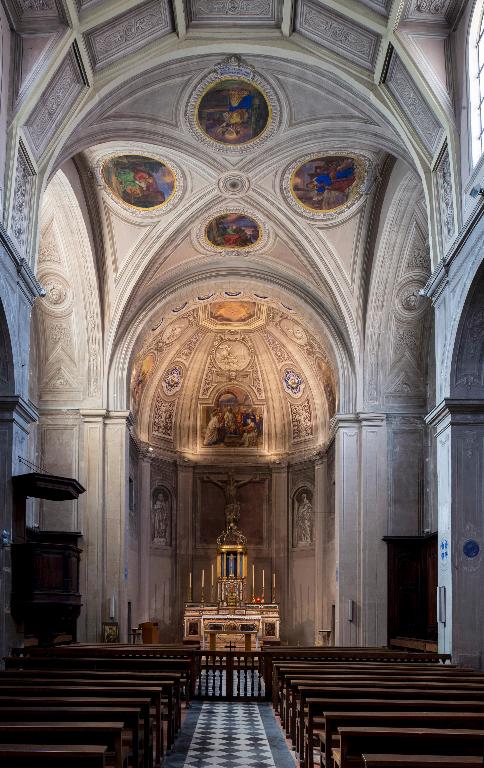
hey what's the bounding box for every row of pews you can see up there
[272,648,484,768]
[0,643,194,767]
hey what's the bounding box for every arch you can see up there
[0,297,14,396]
[451,261,484,397]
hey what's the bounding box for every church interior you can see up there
[0,0,484,764]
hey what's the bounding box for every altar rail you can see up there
[193,650,265,700]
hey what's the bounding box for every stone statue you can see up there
[295,491,313,545]
[151,487,170,545]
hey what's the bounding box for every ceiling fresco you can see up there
[101,154,176,211]
[196,77,271,146]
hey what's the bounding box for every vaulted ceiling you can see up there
[11,0,450,436]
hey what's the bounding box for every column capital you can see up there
[104,410,132,425]
[80,409,107,422]
[426,398,484,432]
[0,395,38,426]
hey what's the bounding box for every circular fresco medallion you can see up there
[214,340,251,371]
[205,213,261,249]
[196,78,271,146]
[101,155,176,211]
[284,153,369,220]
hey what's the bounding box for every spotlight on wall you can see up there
[469,186,484,199]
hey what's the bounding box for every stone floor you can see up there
[163,701,296,767]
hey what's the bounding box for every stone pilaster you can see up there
[103,411,130,642]
[313,452,327,644]
[0,396,37,654]
[79,410,106,642]
[334,415,360,645]
[271,462,288,638]
[138,454,152,624]
[359,413,387,646]
[426,400,484,668]
[176,461,194,630]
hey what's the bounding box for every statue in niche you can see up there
[294,489,313,546]
[151,486,171,546]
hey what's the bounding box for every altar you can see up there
[184,603,280,650]
[183,472,280,649]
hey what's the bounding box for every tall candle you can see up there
[262,569,265,591]
[211,563,214,587]
[252,564,255,588]
[189,572,192,589]
[273,572,276,589]
[202,569,205,588]
[109,594,115,619]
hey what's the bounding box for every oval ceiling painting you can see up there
[205,213,261,249]
[290,155,364,214]
[102,155,176,210]
[196,78,270,146]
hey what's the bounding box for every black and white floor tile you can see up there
[163,702,295,768]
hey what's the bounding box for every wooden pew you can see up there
[0,706,145,768]
[293,680,484,765]
[335,727,484,768]
[305,699,484,768]
[290,675,484,751]
[362,757,484,768]
[0,696,151,768]
[287,672,484,744]
[321,712,484,768]
[0,671,180,752]
[0,722,125,768]
[0,743,108,767]
[0,680,165,763]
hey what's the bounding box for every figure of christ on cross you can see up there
[203,471,261,529]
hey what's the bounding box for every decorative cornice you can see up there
[383,49,442,155]
[425,398,484,432]
[422,199,484,303]
[0,222,44,301]
[295,0,382,72]
[84,0,173,71]
[0,395,39,425]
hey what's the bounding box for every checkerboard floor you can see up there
[163,702,296,768]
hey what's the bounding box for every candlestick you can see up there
[272,572,276,604]
[201,569,205,604]
[262,568,265,602]
[189,572,193,602]
[211,563,214,586]
[109,594,115,620]
[252,563,255,601]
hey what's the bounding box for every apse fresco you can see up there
[196,78,270,145]
[209,301,256,324]
[290,155,362,212]
[206,213,261,248]
[102,155,175,210]
[202,387,263,448]
[131,352,155,408]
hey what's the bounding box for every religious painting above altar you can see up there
[210,301,256,324]
[196,78,271,146]
[101,154,176,210]
[202,387,263,449]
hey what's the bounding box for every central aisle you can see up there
[164,701,296,767]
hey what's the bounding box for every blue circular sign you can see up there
[463,539,480,559]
